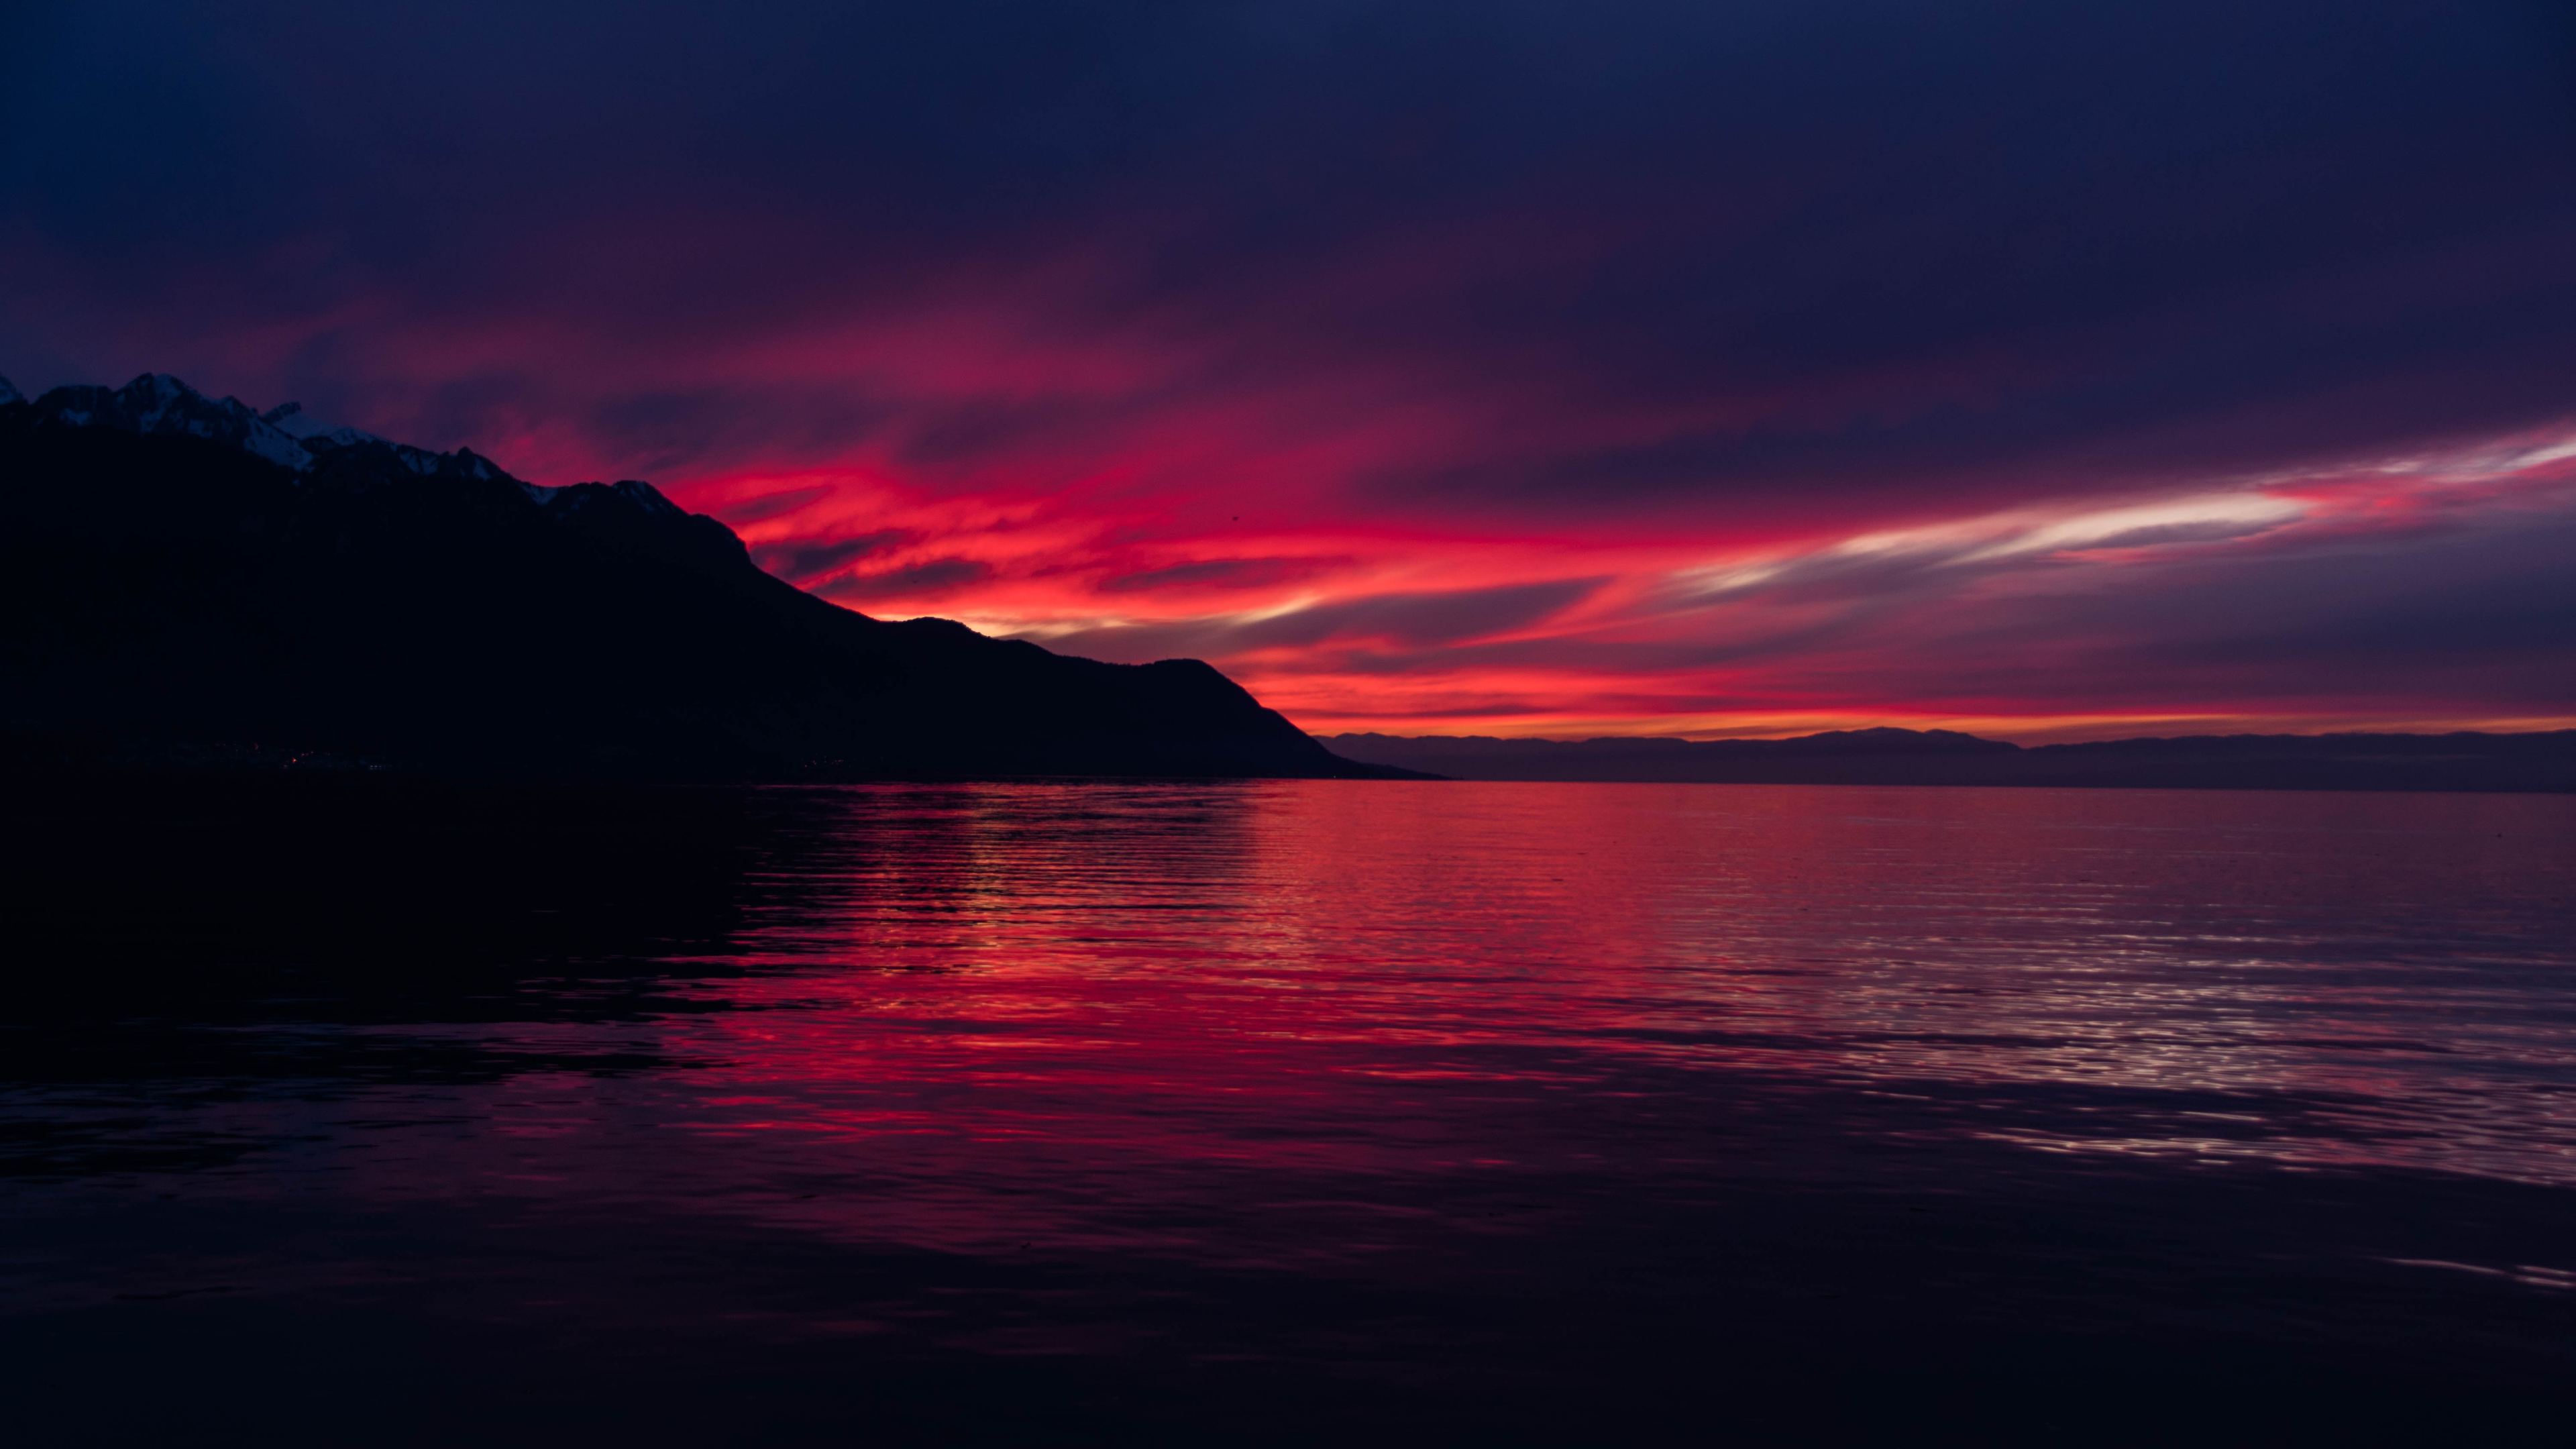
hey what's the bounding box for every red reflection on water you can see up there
[424,781,2576,1266]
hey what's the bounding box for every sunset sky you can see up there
[6,1,2573,741]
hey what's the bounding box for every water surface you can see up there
[5,779,2573,1442]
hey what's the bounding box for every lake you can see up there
[5,777,2573,1444]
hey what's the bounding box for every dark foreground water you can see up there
[4,777,2573,1444]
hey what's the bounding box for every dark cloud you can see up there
[579,388,900,480]
[719,486,836,525]
[2024,511,2576,694]
[825,557,996,604]
[753,529,915,584]
[9,1,2571,515]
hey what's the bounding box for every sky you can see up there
[5,1,2574,741]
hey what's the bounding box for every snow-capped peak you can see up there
[28,373,319,472]
[23,370,702,531]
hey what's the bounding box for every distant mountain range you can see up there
[0,372,1391,780]
[1324,728,2576,793]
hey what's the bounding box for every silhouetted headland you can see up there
[0,374,1405,781]
[1325,727,2576,792]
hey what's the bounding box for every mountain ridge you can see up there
[1322,728,2576,792]
[0,372,1399,780]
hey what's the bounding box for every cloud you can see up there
[5,1,2573,736]
[1040,578,1605,663]
[753,529,915,584]
[1097,556,1348,594]
[824,557,996,604]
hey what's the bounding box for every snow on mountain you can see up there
[30,374,315,472]
[239,425,316,470]
[15,372,700,536]
[16,368,597,505]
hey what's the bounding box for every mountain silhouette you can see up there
[0,374,1395,780]
[1323,729,2576,792]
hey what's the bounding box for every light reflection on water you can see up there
[4,778,2573,1440]
[674,782,2576,1203]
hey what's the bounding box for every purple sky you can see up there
[7,1,2574,737]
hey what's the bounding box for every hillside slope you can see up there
[0,374,1382,780]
